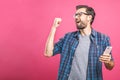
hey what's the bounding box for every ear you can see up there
[87,15,92,22]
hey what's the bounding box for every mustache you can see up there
[75,20,81,23]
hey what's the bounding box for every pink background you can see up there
[0,0,119,80]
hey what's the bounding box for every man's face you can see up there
[75,8,90,30]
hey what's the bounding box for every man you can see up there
[44,5,114,80]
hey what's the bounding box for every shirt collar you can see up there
[74,28,97,41]
[90,29,96,42]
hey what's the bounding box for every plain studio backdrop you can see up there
[0,0,119,80]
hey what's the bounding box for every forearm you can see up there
[44,27,57,57]
[104,60,114,70]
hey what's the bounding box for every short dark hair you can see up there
[76,5,96,24]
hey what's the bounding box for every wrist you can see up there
[51,26,57,30]
[105,60,112,65]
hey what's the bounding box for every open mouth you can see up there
[76,19,81,23]
[75,18,81,23]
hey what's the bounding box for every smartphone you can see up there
[103,46,112,54]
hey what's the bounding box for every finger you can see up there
[99,59,109,63]
[56,18,62,24]
[100,54,111,59]
[99,57,111,62]
[53,18,62,27]
[101,54,110,56]
[99,56,111,60]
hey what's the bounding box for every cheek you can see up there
[81,18,87,23]
[81,16,87,21]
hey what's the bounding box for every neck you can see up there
[79,25,92,36]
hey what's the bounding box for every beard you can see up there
[76,21,87,30]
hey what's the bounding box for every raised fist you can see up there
[52,18,62,28]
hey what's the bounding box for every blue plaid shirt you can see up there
[53,29,113,80]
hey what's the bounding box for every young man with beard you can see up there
[44,5,114,80]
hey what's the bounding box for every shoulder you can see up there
[94,30,110,40]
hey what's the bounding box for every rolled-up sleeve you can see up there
[53,37,65,56]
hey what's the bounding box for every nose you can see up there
[75,16,79,21]
[73,14,78,19]
[75,15,78,19]
[73,15,78,19]
[74,15,81,20]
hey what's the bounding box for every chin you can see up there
[77,26,85,29]
[77,27,85,30]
